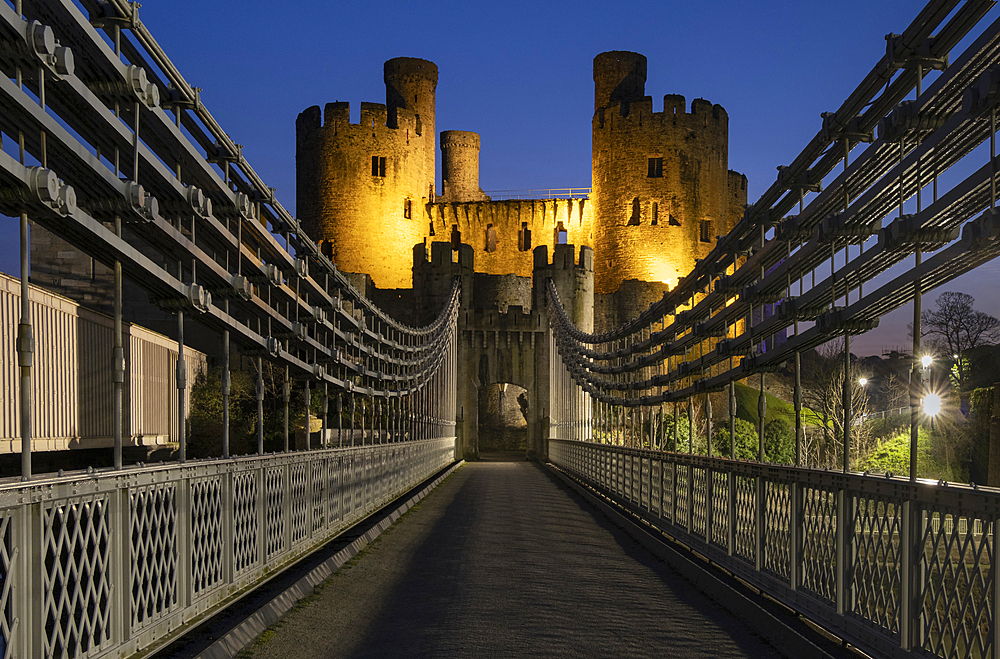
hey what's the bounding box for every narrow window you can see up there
[518,222,532,251]
[700,219,713,243]
[450,224,461,250]
[485,224,497,252]
[628,197,640,225]
[555,222,568,245]
[428,221,435,236]
[371,155,386,177]
[651,202,659,226]
[403,198,412,219]
[647,157,663,178]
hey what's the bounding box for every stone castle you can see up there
[296,51,747,457]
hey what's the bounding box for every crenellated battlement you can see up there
[295,101,422,137]
[595,94,728,131]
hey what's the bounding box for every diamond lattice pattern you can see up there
[0,513,13,659]
[711,471,730,550]
[266,467,285,557]
[763,481,790,582]
[734,476,756,564]
[42,496,112,658]
[130,485,177,629]
[801,485,837,605]
[233,471,259,574]
[191,477,223,595]
[850,495,900,636]
[919,512,993,659]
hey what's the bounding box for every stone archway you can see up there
[477,382,528,453]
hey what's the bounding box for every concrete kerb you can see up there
[543,462,856,659]
[196,460,465,659]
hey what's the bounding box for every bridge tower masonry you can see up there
[414,241,593,460]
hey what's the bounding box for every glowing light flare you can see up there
[921,355,933,368]
[923,393,942,416]
[858,377,868,386]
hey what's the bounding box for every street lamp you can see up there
[924,393,942,416]
[921,355,933,369]
[858,377,868,387]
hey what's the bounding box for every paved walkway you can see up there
[241,456,784,658]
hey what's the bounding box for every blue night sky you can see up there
[3,0,999,355]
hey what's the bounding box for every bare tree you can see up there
[920,292,1000,393]
[801,342,872,469]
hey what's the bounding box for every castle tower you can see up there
[591,51,747,295]
[439,130,489,202]
[296,57,437,289]
[384,57,438,195]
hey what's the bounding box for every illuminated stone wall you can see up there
[296,58,437,290]
[439,131,489,203]
[425,198,594,278]
[591,51,747,295]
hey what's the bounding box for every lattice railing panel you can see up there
[641,458,651,510]
[0,513,13,659]
[289,463,308,545]
[329,455,341,525]
[191,476,224,595]
[233,471,259,574]
[763,481,790,582]
[734,475,756,565]
[265,467,285,558]
[130,484,177,630]
[801,485,837,605]
[650,460,662,517]
[850,495,901,636]
[312,461,326,533]
[711,471,729,550]
[919,511,993,659]
[42,496,113,659]
[691,467,707,537]
[675,465,689,531]
[661,462,674,524]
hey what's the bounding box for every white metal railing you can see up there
[0,437,455,658]
[550,439,998,659]
[483,188,591,200]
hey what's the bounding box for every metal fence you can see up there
[0,436,455,658]
[483,188,591,200]
[0,273,207,450]
[550,439,997,659]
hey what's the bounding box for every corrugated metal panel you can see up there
[0,273,207,452]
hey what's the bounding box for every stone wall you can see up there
[296,58,437,290]
[591,51,746,295]
[439,130,489,203]
[427,198,593,279]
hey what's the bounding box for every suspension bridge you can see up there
[2,0,1000,657]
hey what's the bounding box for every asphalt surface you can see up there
[240,454,784,658]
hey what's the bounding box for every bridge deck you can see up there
[240,455,784,658]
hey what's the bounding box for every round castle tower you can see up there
[295,57,437,289]
[439,130,489,202]
[591,51,746,295]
